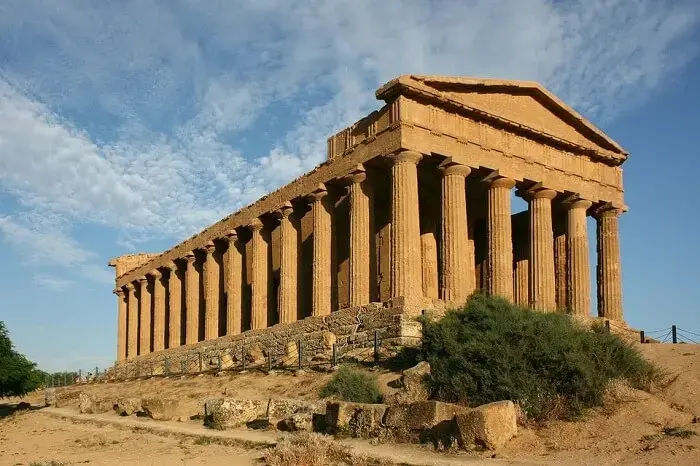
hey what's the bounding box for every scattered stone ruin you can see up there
[109,75,627,365]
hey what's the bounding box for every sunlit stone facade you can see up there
[109,75,628,362]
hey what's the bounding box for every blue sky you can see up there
[0,0,698,372]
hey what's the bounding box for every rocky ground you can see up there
[1,344,699,465]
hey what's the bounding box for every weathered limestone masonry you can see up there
[109,75,628,363]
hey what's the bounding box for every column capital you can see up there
[439,159,471,177]
[203,241,216,254]
[247,218,264,232]
[593,201,626,218]
[520,184,557,201]
[150,269,162,279]
[564,195,593,210]
[306,183,328,202]
[125,282,135,291]
[482,171,516,189]
[273,201,294,219]
[165,261,178,271]
[137,276,148,284]
[346,164,367,184]
[387,150,422,165]
[184,252,197,263]
[223,229,238,243]
[113,288,125,297]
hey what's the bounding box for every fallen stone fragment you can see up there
[384,400,469,431]
[208,398,266,430]
[78,392,112,414]
[114,397,143,416]
[278,412,314,432]
[453,400,518,450]
[142,398,179,421]
[325,401,388,438]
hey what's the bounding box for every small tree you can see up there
[421,294,659,421]
[0,321,45,397]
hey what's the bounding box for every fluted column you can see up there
[348,166,371,307]
[566,198,592,317]
[439,160,472,303]
[166,261,182,349]
[203,242,219,340]
[485,175,516,300]
[249,219,268,329]
[223,230,242,335]
[184,252,199,344]
[126,283,138,359]
[308,184,332,316]
[277,203,297,323]
[528,188,557,310]
[389,150,423,300]
[115,288,127,361]
[152,269,166,352]
[514,256,529,306]
[138,276,151,355]
[553,213,567,310]
[595,205,623,320]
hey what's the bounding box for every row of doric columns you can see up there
[114,150,624,361]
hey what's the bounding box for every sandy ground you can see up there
[1,343,698,465]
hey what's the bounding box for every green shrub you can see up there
[320,366,383,403]
[421,293,660,421]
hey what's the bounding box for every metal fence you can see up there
[54,320,699,388]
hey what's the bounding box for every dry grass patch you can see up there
[265,432,392,466]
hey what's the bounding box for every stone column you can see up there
[553,212,567,310]
[389,150,423,301]
[514,255,529,306]
[152,269,166,352]
[115,288,127,361]
[223,230,242,335]
[595,205,623,320]
[203,242,219,340]
[126,283,138,359]
[439,159,473,303]
[348,166,371,307]
[308,184,332,316]
[138,276,151,355]
[249,219,268,329]
[184,252,199,344]
[276,203,297,324]
[566,198,593,317]
[528,188,557,311]
[485,175,516,300]
[166,261,182,349]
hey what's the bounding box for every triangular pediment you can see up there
[376,75,627,164]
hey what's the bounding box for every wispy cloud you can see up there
[0,0,697,283]
[34,274,72,292]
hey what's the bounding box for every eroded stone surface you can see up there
[114,398,143,416]
[142,398,179,421]
[453,400,518,450]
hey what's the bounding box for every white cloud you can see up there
[0,0,697,283]
[34,274,72,292]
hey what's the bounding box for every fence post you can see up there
[332,343,337,367]
[374,330,379,365]
[180,360,186,375]
[297,340,303,370]
[640,330,645,344]
[604,320,610,333]
[672,325,677,344]
[164,357,170,376]
[198,351,203,372]
[217,353,222,372]
[242,347,247,372]
[268,351,273,372]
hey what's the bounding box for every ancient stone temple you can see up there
[109,75,627,362]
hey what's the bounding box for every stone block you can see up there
[208,398,266,430]
[325,401,388,438]
[384,400,468,431]
[78,392,112,414]
[114,398,143,416]
[268,399,323,419]
[388,361,431,405]
[48,389,80,408]
[142,397,179,421]
[453,401,517,450]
